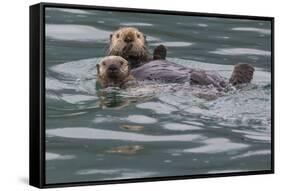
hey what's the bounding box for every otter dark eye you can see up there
[102,62,106,66]
[137,34,141,38]
[120,61,124,65]
[116,33,120,38]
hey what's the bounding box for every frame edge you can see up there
[30,2,275,188]
[29,3,44,188]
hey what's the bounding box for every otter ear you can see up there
[96,64,100,75]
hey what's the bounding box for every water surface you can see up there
[45,7,272,184]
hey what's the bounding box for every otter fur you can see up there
[96,56,136,88]
[107,27,255,88]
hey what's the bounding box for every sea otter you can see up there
[107,27,255,88]
[96,56,136,88]
[97,55,254,94]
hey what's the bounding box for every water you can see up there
[45,7,272,184]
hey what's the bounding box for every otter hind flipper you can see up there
[153,44,167,60]
[229,63,255,86]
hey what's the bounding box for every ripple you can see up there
[49,58,99,78]
[46,127,203,142]
[125,115,158,124]
[232,27,271,34]
[77,168,157,180]
[231,150,271,159]
[216,36,230,39]
[151,42,193,47]
[46,77,74,91]
[61,94,95,104]
[136,102,177,114]
[48,111,89,118]
[198,23,208,27]
[120,22,153,26]
[164,160,172,163]
[77,169,120,175]
[46,24,111,41]
[106,145,144,154]
[46,152,75,161]
[183,121,204,127]
[93,116,116,123]
[47,8,92,15]
[232,129,270,142]
[210,48,271,56]
[163,123,202,131]
[184,138,249,153]
[208,169,248,174]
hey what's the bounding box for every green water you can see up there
[44,7,272,184]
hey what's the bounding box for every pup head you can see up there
[97,56,130,81]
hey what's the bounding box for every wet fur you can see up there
[107,27,150,68]
[107,27,255,89]
[97,56,136,88]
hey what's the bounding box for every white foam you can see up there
[46,24,111,41]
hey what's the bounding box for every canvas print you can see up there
[44,6,272,184]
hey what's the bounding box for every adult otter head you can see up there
[107,27,150,68]
[96,56,134,88]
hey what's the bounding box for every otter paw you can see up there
[153,44,167,60]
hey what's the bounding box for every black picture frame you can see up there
[29,2,275,188]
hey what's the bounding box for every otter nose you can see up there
[108,64,118,72]
[124,36,133,43]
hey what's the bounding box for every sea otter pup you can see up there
[108,27,255,87]
[96,56,135,88]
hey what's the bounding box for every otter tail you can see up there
[229,63,255,85]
